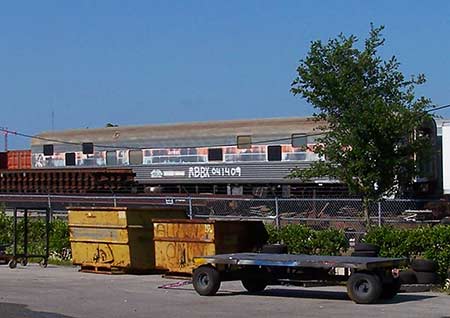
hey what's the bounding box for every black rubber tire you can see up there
[447,268,450,279]
[399,270,417,284]
[380,278,401,300]
[8,259,17,269]
[261,244,288,254]
[411,259,438,272]
[415,271,439,284]
[193,266,221,296]
[20,258,28,266]
[39,259,48,268]
[355,243,380,253]
[440,217,450,225]
[241,279,267,293]
[351,251,378,257]
[347,272,382,304]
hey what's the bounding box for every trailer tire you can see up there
[411,259,438,272]
[347,272,382,304]
[351,251,378,257]
[261,244,288,254]
[399,270,417,284]
[193,266,221,296]
[242,279,267,293]
[415,271,439,284]
[354,243,379,253]
[380,278,401,299]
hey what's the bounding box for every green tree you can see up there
[290,25,432,226]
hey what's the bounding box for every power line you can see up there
[427,104,450,113]
[1,102,449,151]
[0,126,325,150]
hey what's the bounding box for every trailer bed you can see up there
[195,252,408,270]
[192,252,408,303]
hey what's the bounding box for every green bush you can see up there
[266,224,348,256]
[50,219,70,253]
[365,225,450,279]
[265,224,280,244]
[0,210,13,245]
[0,211,70,256]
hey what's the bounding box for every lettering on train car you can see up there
[188,166,242,178]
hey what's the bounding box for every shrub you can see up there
[266,224,348,256]
[365,225,450,280]
[0,211,70,256]
[0,211,13,245]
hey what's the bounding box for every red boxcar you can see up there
[7,150,31,169]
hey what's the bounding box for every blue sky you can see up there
[1,1,450,149]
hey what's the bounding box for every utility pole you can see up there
[1,127,8,151]
[51,110,55,131]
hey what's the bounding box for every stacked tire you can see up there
[351,243,379,257]
[411,259,440,284]
[399,259,440,285]
[260,244,288,254]
[441,217,450,225]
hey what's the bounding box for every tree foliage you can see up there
[290,25,432,209]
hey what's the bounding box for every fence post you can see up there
[47,194,53,222]
[188,197,193,220]
[378,201,382,227]
[275,197,280,229]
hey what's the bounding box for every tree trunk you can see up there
[363,198,371,229]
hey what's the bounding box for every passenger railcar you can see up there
[26,116,439,198]
[30,117,349,197]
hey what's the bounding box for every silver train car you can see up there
[31,117,352,197]
[30,116,439,197]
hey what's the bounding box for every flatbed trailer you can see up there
[193,253,409,304]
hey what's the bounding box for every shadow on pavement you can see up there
[215,288,436,304]
[0,302,75,318]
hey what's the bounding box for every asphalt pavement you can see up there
[0,264,449,318]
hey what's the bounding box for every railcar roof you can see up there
[32,117,325,146]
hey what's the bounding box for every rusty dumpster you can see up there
[153,219,268,275]
[68,207,187,274]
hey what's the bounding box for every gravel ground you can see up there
[0,264,449,318]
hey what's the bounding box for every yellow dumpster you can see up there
[153,219,268,274]
[68,207,186,273]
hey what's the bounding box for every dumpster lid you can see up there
[66,206,186,212]
[152,218,265,224]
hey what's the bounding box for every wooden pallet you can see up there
[162,272,193,279]
[79,264,125,275]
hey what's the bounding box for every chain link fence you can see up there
[0,194,445,239]
[190,197,443,240]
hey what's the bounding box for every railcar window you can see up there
[43,144,54,156]
[292,134,307,147]
[142,148,207,164]
[65,153,76,166]
[284,152,307,161]
[43,145,53,156]
[82,142,94,155]
[237,136,252,149]
[106,151,117,165]
[129,150,143,165]
[208,148,223,161]
[224,146,266,162]
[268,145,282,161]
[117,150,129,165]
